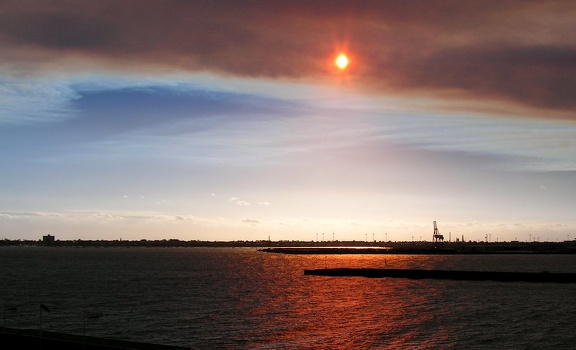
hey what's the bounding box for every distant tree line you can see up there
[0,238,575,253]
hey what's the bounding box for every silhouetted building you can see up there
[43,234,55,245]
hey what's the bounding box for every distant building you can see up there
[43,234,55,245]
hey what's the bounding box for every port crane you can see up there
[433,221,444,246]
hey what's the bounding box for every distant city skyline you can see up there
[1,1,575,242]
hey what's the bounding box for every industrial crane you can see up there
[433,221,444,246]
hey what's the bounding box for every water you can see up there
[1,247,575,349]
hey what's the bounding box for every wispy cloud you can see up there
[229,198,250,206]
[0,78,79,125]
[0,211,63,219]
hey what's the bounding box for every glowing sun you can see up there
[335,53,349,70]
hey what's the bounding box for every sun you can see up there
[335,53,349,70]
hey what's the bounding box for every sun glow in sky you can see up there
[335,54,349,70]
[0,1,575,242]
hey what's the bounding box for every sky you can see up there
[1,0,575,242]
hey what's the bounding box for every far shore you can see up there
[1,238,575,254]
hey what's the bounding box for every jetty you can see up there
[304,268,576,283]
[0,327,188,350]
[259,247,398,255]
[258,241,576,255]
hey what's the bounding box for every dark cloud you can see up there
[1,0,575,115]
[0,12,117,49]
[379,45,576,110]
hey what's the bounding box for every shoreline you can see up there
[2,239,576,254]
[0,327,188,350]
[259,246,576,255]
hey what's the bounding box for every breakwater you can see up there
[260,243,576,254]
[260,247,397,254]
[304,268,576,283]
[0,327,188,350]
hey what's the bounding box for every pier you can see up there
[304,268,576,283]
[0,327,188,350]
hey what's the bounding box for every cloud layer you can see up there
[1,0,575,115]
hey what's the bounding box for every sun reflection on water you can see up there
[242,252,453,348]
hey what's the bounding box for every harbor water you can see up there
[1,247,575,349]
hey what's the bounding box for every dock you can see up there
[304,268,576,283]
[0,327,188,350]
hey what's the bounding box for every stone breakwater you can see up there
[0,327,188,350]
[304,268,576,283]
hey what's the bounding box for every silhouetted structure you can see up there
[304,268,576,283]
[433,221,444,246]
[42,234,55,245]
[0,327,188,350]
